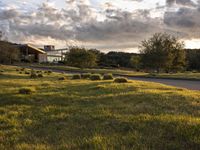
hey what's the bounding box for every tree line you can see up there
[0,33,200,72]
[65,33,200,72]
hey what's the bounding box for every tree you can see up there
[88,49,105,66]
[130,55,142,70]
[140,33,185,72]
[66,47,97,68]
[186,49,200,71]
[0,41,20,64]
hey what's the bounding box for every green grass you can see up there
[21,64,200,80]
[25,64,148,76]
[0,65,200,149]
[148,72,200,80]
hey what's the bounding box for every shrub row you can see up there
[69,73,127,83]
[30,70,44,78]
[71,73,114,81]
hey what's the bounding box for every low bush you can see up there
[103,74,114,80]
[48,70,52,74]
[18,88,35,94]
[16,69,19,71]
[30,73,37,78]
[72,74,81,80]
[90,74,101,81]
[36,70,42,73]
[58,77,65,80]
[0,70,4,72]
[38,74,44,78]
[81,73,91,79]
[21,68,25,71]
[114,77,128,83]
[25,71,30,74]
[19,72,22,74]
[30,70,38,78]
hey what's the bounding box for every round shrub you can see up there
[103,74,113,80]
[30,70,38,78]
[38,74,44,78]
[36,70,42,73]
[48,70,52,74]
[25,71,30,74]
[72,74,81,80]
[0,70,4,72]
[58,77,65,80]
[81,73,91,79]
[90,74,102,81]
[19,88,35,94]
[21,68,25,71]
[114,77,128,83]
[16,69,20,71]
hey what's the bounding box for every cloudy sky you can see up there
[0,0,200,52]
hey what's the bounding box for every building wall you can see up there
[38,54,47,63]
[44,45,55,51]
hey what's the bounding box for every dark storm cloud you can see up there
[164,1,200,38]
[0,9,19,20]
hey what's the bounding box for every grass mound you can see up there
[90,74,102,80]
[38,74,44,78]
[58,77,65,80]
[81,73,91,79]
[18,87,35,94]
[21,68,25,71]
[72,74,81,80]
[103,74,114,80]
[114,77,128,83]
[25,71,30,74]
[30,70,38,78]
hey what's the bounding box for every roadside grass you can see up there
[150,72,200,80]
[0,65,200,149]
[22,64,200,80]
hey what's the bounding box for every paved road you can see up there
[21,66,200,91]
[126,77,200,91]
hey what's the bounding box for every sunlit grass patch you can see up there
[0,65,200,149]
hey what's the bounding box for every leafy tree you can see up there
[66,47,97,68]
[140,33,185,72]
[88,49,105,66]
[130,55,142,70]
[186,49,200,71]
[0,41,20,64]
[100,52,135,68]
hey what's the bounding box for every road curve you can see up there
[126,77,200,91]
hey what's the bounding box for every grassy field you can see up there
[22,64,200,80]
[0,65,200,149]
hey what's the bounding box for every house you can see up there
[18,44,47,63]
[44,45,68,62]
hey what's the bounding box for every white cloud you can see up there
[0,0,200,51]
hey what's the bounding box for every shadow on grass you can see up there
[0,79,200,149]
